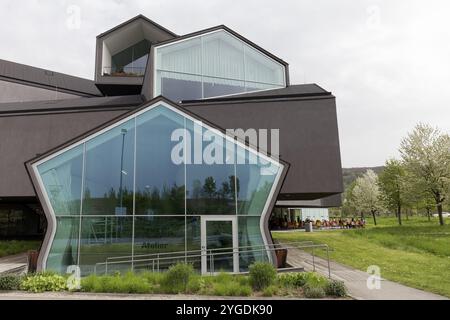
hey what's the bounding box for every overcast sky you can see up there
[1,0,449,168]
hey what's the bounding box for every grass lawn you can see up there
[0,240,41,258]
[272,216,450,297]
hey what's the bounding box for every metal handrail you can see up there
[105,241,314,262]
[102,66,146,76]
[95,241,314,273]
[93,241,331,278]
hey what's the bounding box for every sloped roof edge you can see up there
[96,14,178,39]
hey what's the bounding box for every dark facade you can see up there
[0,15,343,273]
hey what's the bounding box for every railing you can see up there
[102,66,146,77]
[93,241,331,278]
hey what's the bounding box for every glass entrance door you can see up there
[201,216,238,274]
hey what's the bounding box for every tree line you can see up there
[342,123,450,226]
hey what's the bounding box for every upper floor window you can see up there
[154,29,286,101]
[103,39,151,77]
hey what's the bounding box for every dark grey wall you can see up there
[183,96,343,199]
[0,95,343,201]
[0,110,125,197]
[0,79,82,103]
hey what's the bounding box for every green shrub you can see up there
[213,281,252,296]
[325,280,347,297]
[303,272,328,288]
[262,285,278,297]
[140,271,165,286]
[186,275,203,294]
[278,272,308,288]
[20,273,67,293]
[304,284,326,298]
[249,262,276,291]
[81,272,151,294]
[161,263,194,293]
[0,275,23,290]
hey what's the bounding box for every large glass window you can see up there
[36,102,283,274]
[104,39,151,77]
[38,145,83,216]
[135,107,185,215]
[83,120,135,216]
[154,29,286,101]
[186,121,236,215]
[79,216,133,275]
[236,145,280,216]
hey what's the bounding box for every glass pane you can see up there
[79,216,133,275]
[186,216,201,270]
[133,216,186,271]
[186,120,236,214]
[110,39,150,76]
[135,106,185,215]
[236,145,280,215]
[156,37,202,74]
[202,31,244,81]
[238,217,269,271]
[83,120,135,216]
[158,71,202,102]
[244,45,285,86]
[46,217,79,273]
[38,145,83,216]
[206,220,234,273]
[203,76,245,98]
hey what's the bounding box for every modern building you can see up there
[0,15,343,274]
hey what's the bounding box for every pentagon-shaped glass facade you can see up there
[32,100,283,275]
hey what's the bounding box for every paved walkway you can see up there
[0,253,28,275]
[0,291,312,300]
[285,246,448,300]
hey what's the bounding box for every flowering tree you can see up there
[352,170,385,225]
[400,123,450,226]
[378,159,406,225]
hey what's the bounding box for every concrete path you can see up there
[285,246,448,300]
[0,253,28,275]
[0,291,312,300]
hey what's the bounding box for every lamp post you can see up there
[119,128,127,215]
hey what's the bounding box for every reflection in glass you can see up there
[206,220,234,273]
[79,216,133,275]
[36,103,282,274]
[236,145,279,215]
[83,120,135,216]
[238,216,268,271]
[38,145,83,215]
[106,39,151,76]
[186,121,236,214]
[46,217,79,273]
[135,106,185,215]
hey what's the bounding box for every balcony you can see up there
[102,66,146,77]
